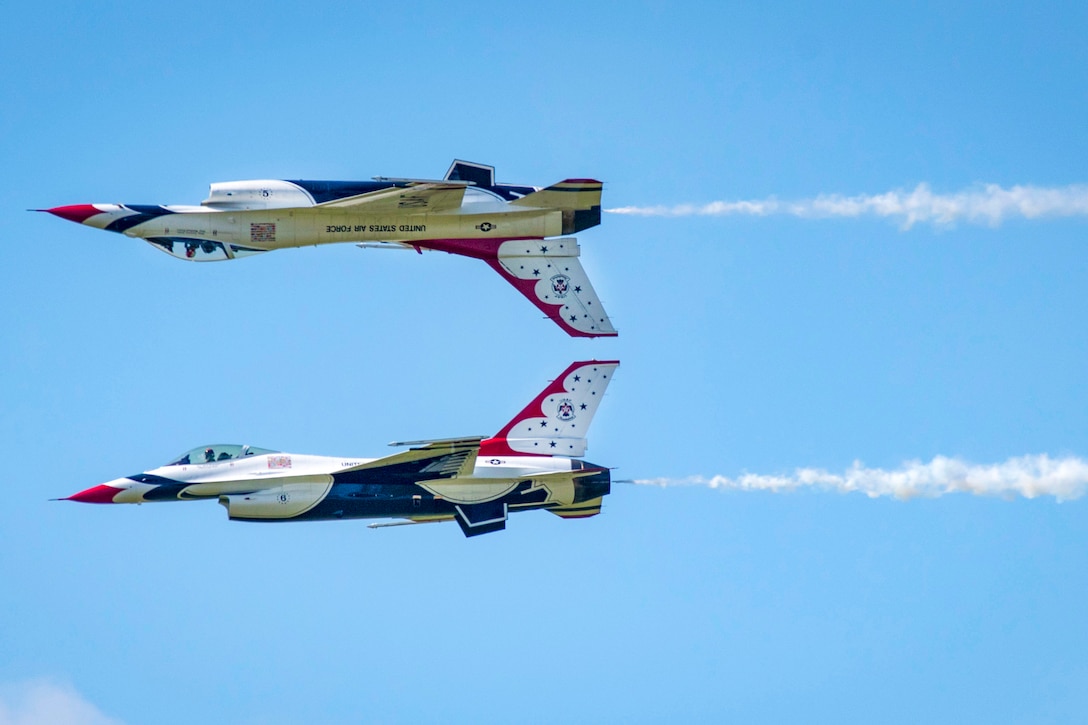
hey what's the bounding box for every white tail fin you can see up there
[493,238,617,337]
[479,361,619,458]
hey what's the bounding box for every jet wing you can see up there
[490,239,617,337]
[337,437,482,480]
[316,183,466,212]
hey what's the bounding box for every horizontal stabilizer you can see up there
[509,179,603,234]
[508,179,602,210]
[549,496,605,519]
[454,501,508,537]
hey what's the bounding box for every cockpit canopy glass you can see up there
[165,444,279,466]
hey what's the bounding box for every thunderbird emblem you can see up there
[550,274,571,298]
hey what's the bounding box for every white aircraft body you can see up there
[42,160,615,338]
[63,361,618,537]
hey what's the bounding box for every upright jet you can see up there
[62,361,618,537]
[41,160,615,338]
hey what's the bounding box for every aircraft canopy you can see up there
[166,444,278,466]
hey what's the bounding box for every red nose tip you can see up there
[65,484,123,504]
[43,204,103,224]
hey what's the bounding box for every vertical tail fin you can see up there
[479,360,619,458]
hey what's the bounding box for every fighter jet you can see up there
[61,361,618,537]
[41,160,615,338]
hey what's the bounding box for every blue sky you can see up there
[2,2,1087,723]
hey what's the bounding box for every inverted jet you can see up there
[62,361,618,537]
[41,160,615,338]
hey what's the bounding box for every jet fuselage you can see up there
[78,446,610,528]
[43,162,614,337]
[65,359,620,536]
[57,187,564,263]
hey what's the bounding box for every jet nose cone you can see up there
[64,483,124,504]
[41,204,104,224]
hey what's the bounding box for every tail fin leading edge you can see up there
[480,360,619,458]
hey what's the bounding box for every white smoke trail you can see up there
[606,183,1088,229]
[634,454,1088,501]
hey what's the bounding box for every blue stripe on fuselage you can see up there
[295,478,550,522]
[286,180,396,204]
[126,472,193,502]
[286,180,538,204]
[105,205,176,234]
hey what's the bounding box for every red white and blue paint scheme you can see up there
[41,160,615,338]
[62,361,618,537]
